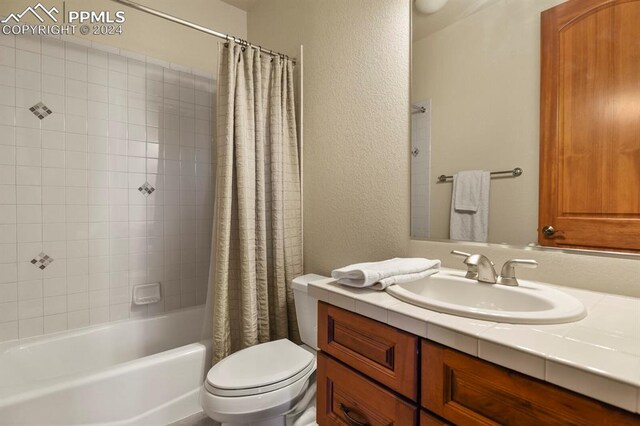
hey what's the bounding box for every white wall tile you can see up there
[88,50,108,69]
[16,147,41,167]
[16,185,41,204]
[65,61,87,82]
[0,206,16,224]
[0,107,15,128]
[0,145,16,165]
[18,317,42,338]
[16,205,41,223]
[42,55,64,77]
[0,262,17,282]
[16,50,40,71]
[0,321,18,342]
[18,280,43,301]
[0,37,214,342]
[16,70,41,91]
[0,126,16,145]
[18,298,43,319]
[0,86,15,107]
[0,46,15,67]
[44,313,67,333]
[67,309,89,329]
[0,282,17,303]
[0,66,16,86]
[65,44,87,64]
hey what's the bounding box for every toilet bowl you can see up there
[200,274,326,426]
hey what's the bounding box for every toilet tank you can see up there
[292,274,327,350]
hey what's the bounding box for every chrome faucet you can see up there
[450,250,477,279]
[498,259,538,286]
[464,254,499,284]
[451,251,537,286]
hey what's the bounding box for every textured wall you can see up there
[247,0,411,276]
[0,0,247,74]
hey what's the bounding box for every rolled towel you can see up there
[332,258,441,290]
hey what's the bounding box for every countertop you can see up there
[308,269,640,413]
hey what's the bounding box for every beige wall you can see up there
[247,0,412,276]
[412,0,565,245]
[246,0,639,297]
[0,0,247,73]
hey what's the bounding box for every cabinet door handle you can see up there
[339,403,369,426]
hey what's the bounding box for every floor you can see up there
[168,412,218,426]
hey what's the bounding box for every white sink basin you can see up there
[385,269,587,324]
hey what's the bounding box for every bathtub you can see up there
[0,306,211,425]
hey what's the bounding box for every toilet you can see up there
[200,274,326,426]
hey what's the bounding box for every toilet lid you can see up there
[206,339,315,396]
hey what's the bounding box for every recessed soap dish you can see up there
[133,282,161,305]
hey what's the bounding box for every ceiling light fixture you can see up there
[415,0,450,14]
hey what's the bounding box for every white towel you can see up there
[331,258,441,290]
[450,170,490,242]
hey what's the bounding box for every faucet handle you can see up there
[450,250,478,280]
[499,259,538,286]
[451,250,471,258]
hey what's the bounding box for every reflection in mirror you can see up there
[411,0,566,245]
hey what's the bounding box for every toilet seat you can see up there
[205,339,315,397]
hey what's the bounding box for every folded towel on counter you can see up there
[331,258,441,290]
[450,170,490,242]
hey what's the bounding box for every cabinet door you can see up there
[318,301,419,400]
[539,0,640,251]
[317,353,418,426]
[420,410,452,426]
[421,340,640,425]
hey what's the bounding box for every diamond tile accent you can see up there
[29,102,53,119]
[138,182,155,197]
[31,252,54,270]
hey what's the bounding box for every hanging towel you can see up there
[331,258,441,290]
[450,170,490,242]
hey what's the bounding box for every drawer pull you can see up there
[340,403,370,426]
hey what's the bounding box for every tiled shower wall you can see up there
[0,34,215,342]
[411,99,431,239]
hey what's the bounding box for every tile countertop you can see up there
[308,270,640,414]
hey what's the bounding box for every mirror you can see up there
[410,0,567,245]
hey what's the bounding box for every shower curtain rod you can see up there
[109,0,296,64]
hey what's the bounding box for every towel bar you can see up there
[437,167,523,183]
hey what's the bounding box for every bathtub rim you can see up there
[0,305,206,353]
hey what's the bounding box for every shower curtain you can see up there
[211,42,302,363]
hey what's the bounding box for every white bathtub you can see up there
[0,306,210,425]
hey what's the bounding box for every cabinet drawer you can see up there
[420,410,451,426]
[317,352,418,425]
[318,302,419,400]
[421,340,640,425]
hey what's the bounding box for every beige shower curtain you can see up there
[211,42,302,363]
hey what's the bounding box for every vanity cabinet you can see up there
[421,340,639,425]
[316,301,640,425]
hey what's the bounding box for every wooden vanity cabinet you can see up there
[316,302,640,425]
[317,352,418,425]
[421,340,640,426]
[317,301,419,400]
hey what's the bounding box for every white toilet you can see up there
[200,274,325,426]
